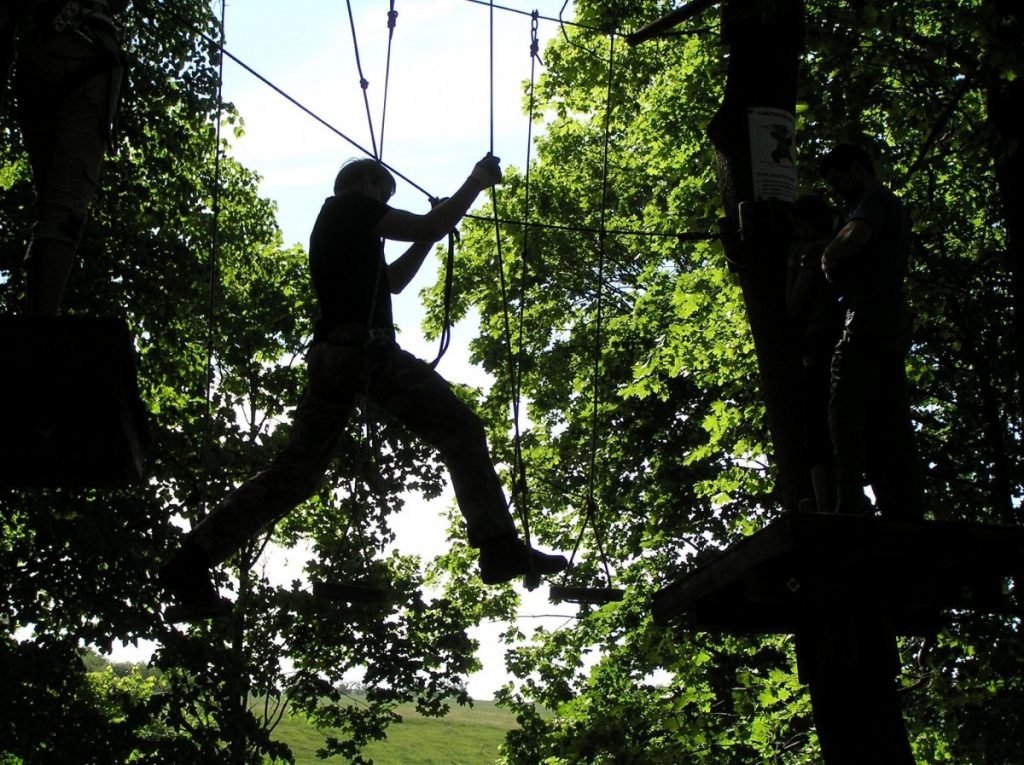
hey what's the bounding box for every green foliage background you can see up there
[2,1,1023,764]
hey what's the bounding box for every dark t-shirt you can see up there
[839,183,911,306]
[309,191,393,340]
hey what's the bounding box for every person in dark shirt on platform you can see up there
[819,144,921,519]
[159,156,568,621]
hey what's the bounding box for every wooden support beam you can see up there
[626,0,720,46]
[653,512,1024,634]
[549,585,626,605]
[313,581,388,604]
[653,512,1023,763]
[0,317,147,487]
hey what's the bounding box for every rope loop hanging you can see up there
[428,219,458,369]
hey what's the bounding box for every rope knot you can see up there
[530,10,544,63]
[359,77,369,90]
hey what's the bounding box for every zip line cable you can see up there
[462,0,606,33]
[489,0,496,157]
[149,0,713,243]
[200,0,227,517]
[463,214,716,241]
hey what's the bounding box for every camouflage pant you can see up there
[189,330,517,565]
[16,30,121,248]
[829,308,921,518]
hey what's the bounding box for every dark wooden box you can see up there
[0,316,147,486]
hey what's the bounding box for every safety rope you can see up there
[379,0,398,160]
[200,0,227,516]
[510,11,543,487]
[514,12,543,411]
[340,0,402,594]
[564,31,618,590]
[488,0,533,556]
[344,0,378,158]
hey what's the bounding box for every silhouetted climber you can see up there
[786,194,842,513]
[819,144,921,518]
[1,0,127,315]
[160,156,568,622]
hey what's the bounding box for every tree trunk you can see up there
[986,1,1024,421]
[706,0,811,509]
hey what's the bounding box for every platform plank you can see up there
[652,512,1024,635]
[0,317,148,486]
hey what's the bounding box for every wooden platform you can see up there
[0,316,148,487]
[652,512,1024,635]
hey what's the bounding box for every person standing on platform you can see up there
[819,143,921,518]
[160,156,568,622]
[2,0,127,315]
[786,194,843,514]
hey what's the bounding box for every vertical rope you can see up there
[346,0,403,589]
[565,31,617,587]
[507,12,545,535]
[379,0,398,160]
[514,12,542,419]
[489,0,495,156]
[589,31,616,510]
[488,0,532,553]
[201,0,227,515]
[345,0,378,158]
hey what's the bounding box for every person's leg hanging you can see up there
[364,343,566,584]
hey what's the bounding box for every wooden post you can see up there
[706,0,809,510]
[795,611,915,765]
[651,513,1024,763]
[632,0,810,508]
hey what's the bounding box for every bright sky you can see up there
[114,0,589,700]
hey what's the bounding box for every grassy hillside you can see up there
[270,699,518,765]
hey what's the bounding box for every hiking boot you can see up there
[478,535,568,585]
[158,540,233,623]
